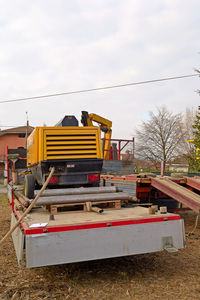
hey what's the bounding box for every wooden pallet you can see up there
[48,199,121,214]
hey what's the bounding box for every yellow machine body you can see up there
[27,126,103,167]
[81,112,112,160]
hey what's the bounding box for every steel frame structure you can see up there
[101,138,134,160]
[185,177,200,192]
[151,177,200,213]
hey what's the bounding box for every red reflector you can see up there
[88,174,99,182]
[48,176,59,184]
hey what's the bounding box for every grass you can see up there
[0,194,8,208]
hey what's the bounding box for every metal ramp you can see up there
[185,177,200,192]
[151,177,200,213]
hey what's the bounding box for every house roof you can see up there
[0,126,34,137]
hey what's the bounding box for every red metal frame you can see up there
[101,138,134,160]
[186,177,200,191]
[11,188,14,211]
[151,177,200,213]
[102,175,200,209]
[101,175,152,183]
[6,146,9,184]
[6,147,28,186]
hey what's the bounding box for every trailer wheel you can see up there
[24,174,35,199]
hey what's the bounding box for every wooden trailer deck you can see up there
[24,206,177,227]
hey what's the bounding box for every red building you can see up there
[0,126,34,177]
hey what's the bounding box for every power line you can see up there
[0,125,21,127]
[0,73,198,104]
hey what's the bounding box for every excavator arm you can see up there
[81,111,112,160]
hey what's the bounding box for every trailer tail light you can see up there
[48,176,59,184]
[88,174,99,182]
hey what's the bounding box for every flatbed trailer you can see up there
[8,184,185,268]
[102,175,200,212]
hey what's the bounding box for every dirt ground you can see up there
[0,193,199,300]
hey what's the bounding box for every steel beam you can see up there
[34,186,121,197]
[185,177,200,191]
[36,192,132,206]
[151,177,200,213]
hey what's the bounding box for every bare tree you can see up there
[136,107,185,166]
[182,108,196,149]
[181,108,197,171]
[183,108,196,140]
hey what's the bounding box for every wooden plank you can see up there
[48,199,121,214]
[50,206,58,214]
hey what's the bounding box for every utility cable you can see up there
[0,74,198,104]
[0,125,20,127]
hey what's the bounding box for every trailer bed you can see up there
[8,186,185,268]
[24,206,178,226]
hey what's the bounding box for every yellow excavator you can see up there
[25,111,112,198]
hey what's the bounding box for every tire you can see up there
[24,174,35,199]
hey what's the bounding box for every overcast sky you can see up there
[0,0,199,139]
